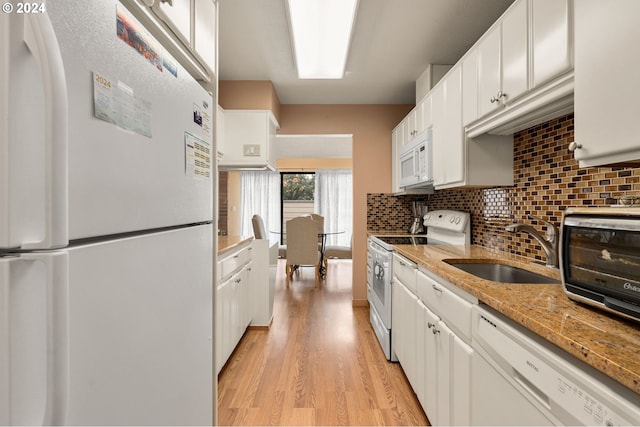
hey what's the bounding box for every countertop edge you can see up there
[217,236,253,255]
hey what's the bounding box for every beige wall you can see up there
[277,157,352,171]
[219,80,282,123]
[278,105,412,303]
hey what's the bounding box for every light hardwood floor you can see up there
[217,260,430,426]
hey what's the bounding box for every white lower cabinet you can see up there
[450,331,473,426]
[392,279,414,375]
[419,268,475,426]
[422,303,439,420]
[392,262,476,426]
[216,242,253,374]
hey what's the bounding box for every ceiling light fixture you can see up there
[286,0,359,79]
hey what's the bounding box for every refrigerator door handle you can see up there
[3,253,70,426]
[22,13,69,249]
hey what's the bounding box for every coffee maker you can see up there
[409,201,427,234]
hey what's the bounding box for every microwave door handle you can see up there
[414,148,420,177]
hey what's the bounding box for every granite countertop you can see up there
[217,235,253,255]
[392,243,640,396]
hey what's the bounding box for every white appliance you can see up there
[367,209,470,361]
[1,2,213,425]
[472,305,640,426]
[399,128,433,189]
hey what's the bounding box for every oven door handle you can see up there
[373,261,385,280]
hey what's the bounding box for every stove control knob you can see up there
[449,216,455,223]
[455,217,461,224]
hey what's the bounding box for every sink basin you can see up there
[445,260,560,284]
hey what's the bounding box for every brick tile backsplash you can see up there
[368,113,640,264]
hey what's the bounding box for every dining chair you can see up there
[251,214,266,239]
[306,213,325,251]
[324,236,352,260]
[308,214,324,230]
[253,214,287,257]
[285,216,321,287]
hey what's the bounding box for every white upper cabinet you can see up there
[396,97,432,153]
[153,0,192,45]
[462,48,479,127]
[573,0,640,167]
[393,0,576,189]
[433,65,513,190]
[531,0,572,88]
[218,110,279,170]
[467,0,573,137]
[391,127,401,193]
[478,0,528,118]
[194,0,217,73]
[418,94,432,131]
[432,65,464,189]
[500,0,529,104]
[122,0,218,81]
[477,26,501,118]
[406,109,418,141]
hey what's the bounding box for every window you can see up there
[281,172,315,242]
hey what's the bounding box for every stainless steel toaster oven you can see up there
[560,207,640,322]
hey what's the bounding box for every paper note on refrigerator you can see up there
[185,131,211,180]
[93,71,152,137]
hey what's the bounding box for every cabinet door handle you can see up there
[432,327,440,335]
[432,284,442,294]
[568,142,582,152]
[427,322,436,329]
[497,91,506,100]
[490,96,497,104]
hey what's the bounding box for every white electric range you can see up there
[367,209,471,360]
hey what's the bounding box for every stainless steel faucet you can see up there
[505,215,559,268]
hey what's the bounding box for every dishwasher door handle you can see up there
[513,368,551,410]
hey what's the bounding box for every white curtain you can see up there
[314,169,352,247]
[239,171,281,241]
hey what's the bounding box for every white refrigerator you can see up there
[1,1,214,425]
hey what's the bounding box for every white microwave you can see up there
[399,128,433,188]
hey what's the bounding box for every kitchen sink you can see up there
[444,260,560,284]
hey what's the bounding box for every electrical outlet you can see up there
[243,144,261,156]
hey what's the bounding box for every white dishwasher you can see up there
[471,305,640,426]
